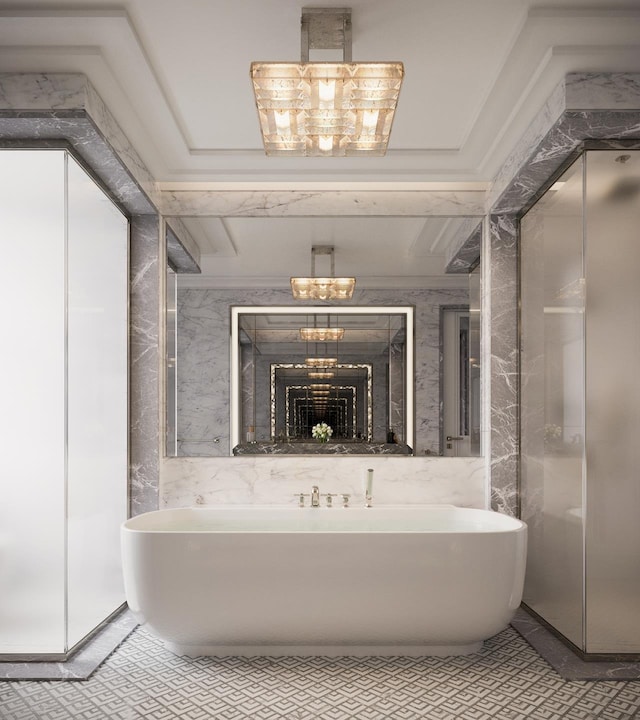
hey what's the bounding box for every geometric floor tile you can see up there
[1,625,640,720]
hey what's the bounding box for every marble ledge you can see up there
[232,441,413,455]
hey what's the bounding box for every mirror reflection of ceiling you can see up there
[177,216,477,288]
[239,312,405,355]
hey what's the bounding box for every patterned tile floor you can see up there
[2,626,640,720]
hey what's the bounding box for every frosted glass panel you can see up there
[0,149,129,656]
[584,150,640,653]
[520,156,585,648]
[0,150,67,653]
[66,156,128,648]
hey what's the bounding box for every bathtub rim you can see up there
[122,504,526,534]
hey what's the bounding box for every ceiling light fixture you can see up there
[308,371,335,379]
[300,327,345,341]
[291,245,355,300]
[251,8,403,157]
[305,357,338,367]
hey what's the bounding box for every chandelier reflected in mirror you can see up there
[291,245,355,300]
[299,327,345,341]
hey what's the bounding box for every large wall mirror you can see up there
[165,215,482,459]
[231,306,413,454]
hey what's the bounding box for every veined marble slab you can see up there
[232,441,412,455]
[158,189,486,217]
[160,455,486,509]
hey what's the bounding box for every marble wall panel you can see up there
[129,216,161,515]
[175,287,469,458]
[488,215,519,516]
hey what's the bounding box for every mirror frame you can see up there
[230,305,415,454]
[271,363,373,440]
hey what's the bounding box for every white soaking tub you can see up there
[121,505,527,657]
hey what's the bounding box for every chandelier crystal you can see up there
[251,8,403,157]
[251,62,404,157]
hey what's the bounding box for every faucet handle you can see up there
[322,493,337,508]
[341,493,351,508]
[294,493,309,508]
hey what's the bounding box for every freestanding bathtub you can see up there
[121,505,526,657]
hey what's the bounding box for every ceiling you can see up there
[2,0,639,287]
[239,308,406,355]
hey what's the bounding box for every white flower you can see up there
[312,422,333,442]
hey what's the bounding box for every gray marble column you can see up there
[130,215,161,515]
[488,215,519,516]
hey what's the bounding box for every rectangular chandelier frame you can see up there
[251,8,403,157]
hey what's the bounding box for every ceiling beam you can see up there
[157,190,486,217]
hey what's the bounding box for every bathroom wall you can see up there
[176,286,469,457]
[6,71,640,525]
[0,73,481,518]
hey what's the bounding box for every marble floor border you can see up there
[510,606,640,681]
[0,608,138,681]
[2,604,639,683]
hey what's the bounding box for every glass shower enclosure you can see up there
[520,149,640,654]
[0,149,129,657]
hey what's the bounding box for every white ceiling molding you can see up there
[1,5,639,184]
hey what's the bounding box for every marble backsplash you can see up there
[161,455,486,509]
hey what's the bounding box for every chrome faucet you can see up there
[311,485,320,508]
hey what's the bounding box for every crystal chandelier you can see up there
[251,8,404,157]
